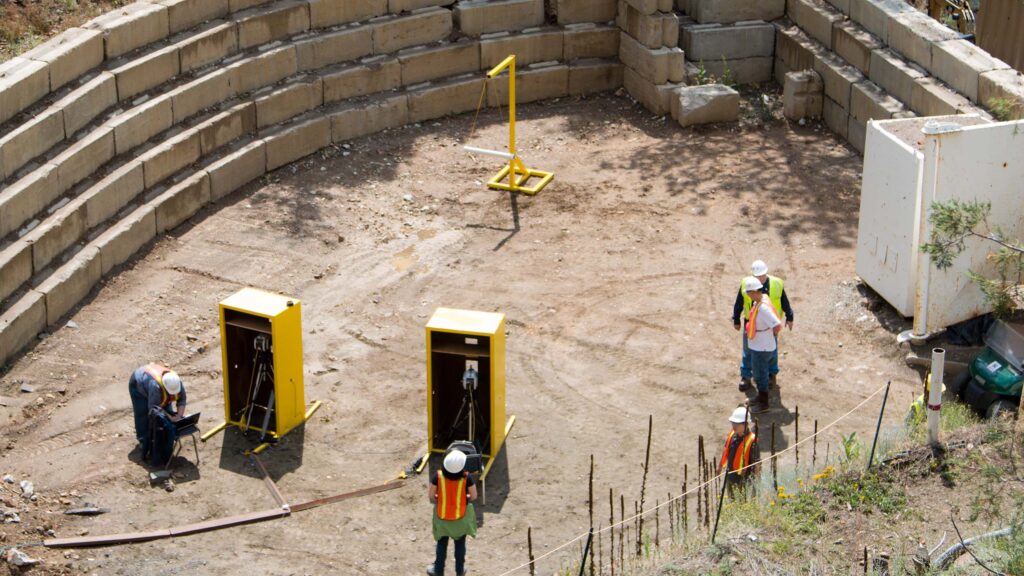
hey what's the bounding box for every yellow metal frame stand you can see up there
[466,55,554,196]
[201,287,322,455]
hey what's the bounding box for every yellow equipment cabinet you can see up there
[426,308,515,481]
[202,287,321,453]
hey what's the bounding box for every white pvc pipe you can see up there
[928,347,944,446]
[463,145,514,160]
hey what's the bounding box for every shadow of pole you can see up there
[493,192,521,252]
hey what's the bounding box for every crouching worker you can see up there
[720,406,760,496]
[128,363,186,465]
[427,449,477,576]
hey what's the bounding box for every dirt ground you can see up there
[0,93,925,575]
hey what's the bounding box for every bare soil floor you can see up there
[0,94,922,575]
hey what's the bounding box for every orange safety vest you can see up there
[745,300,778,340]
[436,471,468,521]
[142,363,177,407]
[720,430,756,476]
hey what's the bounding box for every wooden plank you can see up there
[45,529,171,548]
[251,454,287,508]
[168,508,288,537]
[290,480,404,513]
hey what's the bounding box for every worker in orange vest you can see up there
[720,406,760,494]
[427,449,477,576]
[127,363,186,459]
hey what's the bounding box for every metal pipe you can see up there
[463,145,514,160]
[928,348,945,446]
[868,381,891,469]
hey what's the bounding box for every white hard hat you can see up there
[162,371,182,396]
[751,260,769,276]
[743,277,763,292]
[729,406,750,424]
[443,449,467,474]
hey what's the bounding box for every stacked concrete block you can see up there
[786,0,842,50]
[23,28,105,92]
[407,75,485,122]
[0,108,65,182]
[569,59,624,95]
[23,199,88,274]
[773,22,824,85]
[227,46,299,95]
[308,0,387,27]
[398,41,480,86]
[330,94,409,142]
[486,62,569,105]
[139,130,202,188]
[85,2,171,59]
[111,44,181,101]
[0,290,46,365]
[671,84,739,126]
[910,76,976,117]
[831,20,881,75]
[455,0,545,37]
[849,79,905,151]
[168,68,235,123]
[480,30,564,68]
[929,40,1010,104]
[94,205,157,275]
[813,50,863,110]
[868,47,924,105]
[555,0,618,24]
[295,26,373,72]
[54,129,116,195]
[564,24,620,61]
[823,0,850,15]
[0,166,60,240]
[254,77,326,129]
[848,0,912,42]
[618,0,683,114]
[234,1,311,50]
[371,7,453,54]
[55,73,118,138]
[322,56,401,103]
[83,163,146,229]
[198,103,257,155]
[0,57,51,125]
[0,242,33,303]
[36,246,102,326]
[978,69,1024,119]
[206,140,267,201]
[152,0,230,33]
[682,20,774,84]
[783,69,824,120]
[178,22,240,73]
[151,171,212,232]
[885,9,957,72]
[106,96,175,155]
[689,0,785,24]
[391,0,457,14]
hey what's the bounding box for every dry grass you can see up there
[0,0,128,62]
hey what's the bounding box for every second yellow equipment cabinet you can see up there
[425,308,515,483]
[201,287,321,454]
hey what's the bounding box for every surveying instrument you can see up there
[241,333,275,442]
[446,362,488,453]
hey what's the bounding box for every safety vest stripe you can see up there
[436,471,468,520]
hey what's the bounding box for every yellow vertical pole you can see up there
[508,57,516,186]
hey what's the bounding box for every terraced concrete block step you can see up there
[308,0,387,28]
[672,83,739,126]
[391,0,456,13]
[486,62,569,105]
[179,22,240,73]
[54,128,116,196]
[0,57,51,125]
[0,107,65,182]
[555,0,617,24]
[456,0,545,37]
[832,20,881,75]
[152,0,230,34]
[622,66,679,115]
[398,41,481,87]
[568,59,623,95]
[95,205,157,274]
[911,76,976,117]
[886,9,957,71]
[0,166,60,240]
[0,290,46,368]
[783,69,824,120]
[86,2,171,59]
[0,241,33,304]
[36,246,101,326]
[107,96,174,155]
[111,44,181,101]
[264,116,331,171]
[787,0,842,50]
[869,47,924,105]
[25,199,87,274]
[206,140,267,201]
[198,103,256,156]
[774,22,824,75]
[813,49,864,109]
[407,75,485,122]
[616,2,665,49]
[55,72,118,137]
[234,1,311,50]
[690,0,785,24]
[850,79,904,122]
[227,46,298,95]
[620,32,680,85]
[23,28,104,92]
[623,0,659,14]
[848,0,912,42]
[682,21,775,62]
[255,77,325,129]
[979,69,1024,119]
[823,96,849,138]
[323,57,401,103]
[480,30,564,69]
[330,94,410,142]
[84,162,146,229]
[140,130,202,188]
[295,26,373,72]
[930,39,1010,103]
[371,7,453,54]
[152,171,212,233]
[698,56,772,85]
[564,24,619,61]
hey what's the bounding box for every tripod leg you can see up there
[244,361,263,430]
[259,388,276,442]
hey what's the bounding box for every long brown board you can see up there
[289,480,404,512]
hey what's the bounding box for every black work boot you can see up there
[426,564,441,576]
[750,391,770,413]
[738,377,752,392]
[769,374,778,389]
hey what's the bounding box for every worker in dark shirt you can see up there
[427,449,477,576]
[732,260,794,391]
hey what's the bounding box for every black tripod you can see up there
[446,368,487,453]
[242,334,275,442]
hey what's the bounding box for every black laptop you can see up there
[174,412,200,431]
